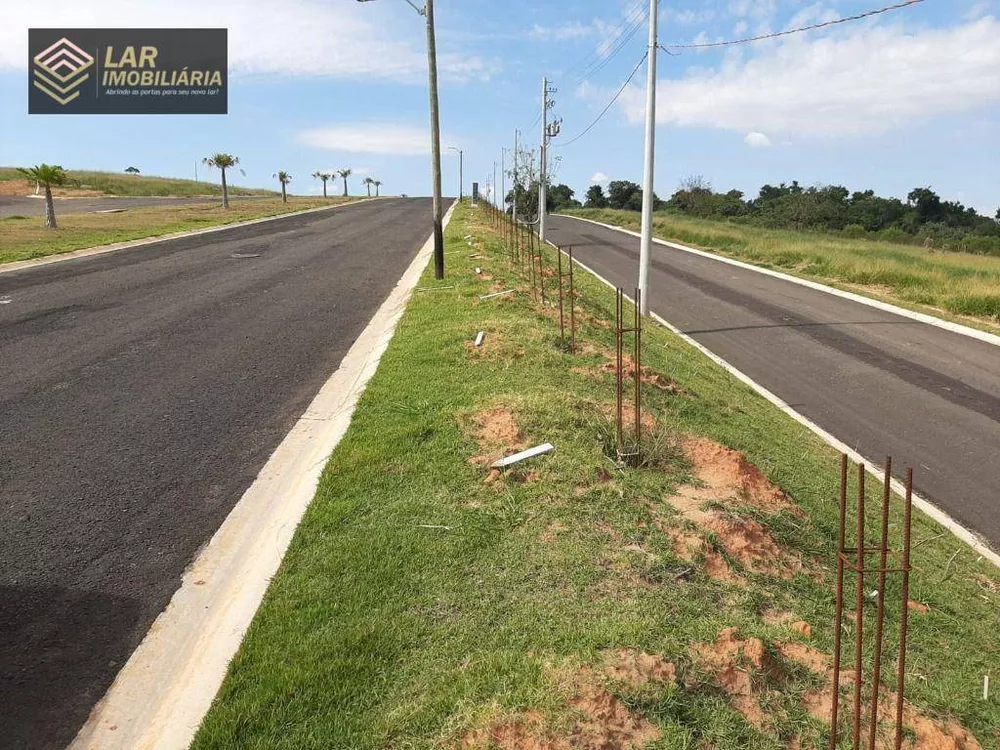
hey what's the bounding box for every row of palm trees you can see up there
[16,154,385,230]
[310,170,382,199]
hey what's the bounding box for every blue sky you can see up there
[1,0,998,213]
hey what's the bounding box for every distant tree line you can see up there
[582,176,1000,255]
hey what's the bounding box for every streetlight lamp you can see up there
[357,0,444,279]
[448,146,463,202]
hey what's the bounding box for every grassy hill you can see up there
[0,168,277,198]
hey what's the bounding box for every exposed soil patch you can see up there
[601,649,676,688]
[907,600,929,614]
[781,633,984,749]
[467,406,526,466]
[459,662,662,750]
[465,331,500,359]
[682,438,801,516]
[0,179,104,197]
[665,526,741,583]
[691,628,784,728]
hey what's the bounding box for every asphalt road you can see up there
[546,214,1000,551]
[0,195,265,219]
[0,198,432,749]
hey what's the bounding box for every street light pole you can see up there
[448,146,463,201]
[357,0,444,278]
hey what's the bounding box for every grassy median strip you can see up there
[193,203,999,749]
[564,208,1000,335]
[0,198,357,265]
[0,167,276,197]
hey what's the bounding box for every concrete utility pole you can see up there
[539,78,560,244]
[513,129,519,226]
[501,147,507,216]
[539,77,548,243]
[425,0,445,278]
[357,0,443,275]
[637,0,659,315]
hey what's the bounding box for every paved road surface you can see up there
[0,198,432,749]
[546,214,1000,551]
[0,194,267,219]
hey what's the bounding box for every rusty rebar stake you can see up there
[830,454,849,749]
[867,457,893,750]
[853,464,866,750]
[894,469,914,749]
[568,248,575,354]
[557,245,565,344]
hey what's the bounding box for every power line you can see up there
[564,0,646,83]
[556,51,648,148]
[663,0,925,50]
[574,3,648,86]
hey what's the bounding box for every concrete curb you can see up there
[545,238,1000,570]
[69,201,459,750]
[557,213,1000,348]
[0,198,376,277]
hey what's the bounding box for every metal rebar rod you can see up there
[853,464,866,750]
[634,287,642,456]
[557,246,565,344]
[568,247,576,354]
[616,289,623,455]
[830,453,849,749]
[538,240,546,304]
[893,468,914,749]
[868,457,893,750]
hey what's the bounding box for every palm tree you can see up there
[124,166,140,175]
[273,171,292,203]
[363,177,374,197]
[373,179,382,198]
[312,171,332,198]
[16,164,66,229]
[202,153,240,208]
[338,168,352,197]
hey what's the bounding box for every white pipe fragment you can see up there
[478,289,514,300]
[985,675,990,701]
[491,443,554,469]
[474,331,485,347]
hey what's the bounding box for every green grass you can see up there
[0,198,358,264]
[564,208,1000,334]
[192,203,999,749]
[0,167,276,197]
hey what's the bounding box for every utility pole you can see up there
[513,129,519,226]
[426,0,445,278]
[356,0,443,276]
[539,78,560,244]
[493,160,497,209]
[637,0,659,315]
[501,147,507,216]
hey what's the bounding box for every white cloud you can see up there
[530,22,593,41]
[619,17,1000,137]
[744,132,772,148]
[673,8,716,26]
[0,0,496,82]
[296,125,437,155]
[591,172,610,182]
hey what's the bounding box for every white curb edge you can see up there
[69,201,458,750]
[545,238,1000,570]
